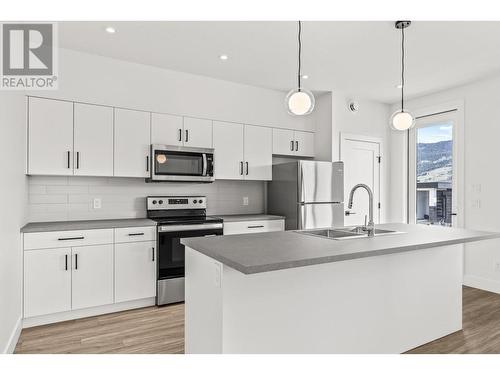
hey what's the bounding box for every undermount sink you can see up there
[296,227,404,240]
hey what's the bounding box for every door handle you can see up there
[76,152,80,169]
[240,161,244,175]
[185,129,189,143]
[290,141,294,151]
[245,162,249,175]
[152,247,155,262]
[178,129,182,142]
[295,141,299,152]
[67,151,71,169]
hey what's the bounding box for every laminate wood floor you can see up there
[14,286,500,354]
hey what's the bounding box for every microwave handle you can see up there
[202,153,207,176]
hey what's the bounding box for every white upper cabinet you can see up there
[114,108,151,178]
[183,117,213,148]
[28,97,74,175]
[73,103,114,176]
[272,128,314,157]
[272,128,295,156]
[213,121,244,180]
[244,125,272,180]
[294,131,315,157]
[151,113,183,146]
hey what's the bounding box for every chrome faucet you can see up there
[347,184,375,237]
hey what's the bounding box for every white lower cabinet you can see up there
[24,247,72,318]
[71,245,114,310]
[114,241,156,303]
[223,219,285,235]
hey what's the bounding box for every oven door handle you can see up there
[202,153,207,176]
[158,223,223,232]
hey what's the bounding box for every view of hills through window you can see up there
[416,122,453,183]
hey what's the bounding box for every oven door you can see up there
[156,222,223,305]
[150,144,214,182]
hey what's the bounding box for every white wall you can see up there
[389,72,500,293]
[0,92,27,353]
[313,91,391,222]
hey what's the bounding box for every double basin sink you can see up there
[296,227,403,241]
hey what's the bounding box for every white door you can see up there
[114,241,156,303]
[408,111,461,227]
[184,117,213,148]
[73,103,114,176]
[341,136,381,226]
[114,108,151,177]
[294,131,315,157]
[213,121,244,180]
[28,97,74,175]
[272,128,295,155]
[151,113,183,146]
[244,125,272,180]
[24,248,72,318]
[71,244,114,310]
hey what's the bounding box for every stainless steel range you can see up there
[147,195,223,305]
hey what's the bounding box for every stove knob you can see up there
[198,199,203,204]
[152,200,157,204]
[158,200,163,205]
[193,199,198,204]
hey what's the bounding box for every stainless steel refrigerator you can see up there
[267,160,344,230]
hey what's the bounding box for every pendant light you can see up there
[390,20,415,131]
[286,21,315,116]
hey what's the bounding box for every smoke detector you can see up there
[348,100,359,113]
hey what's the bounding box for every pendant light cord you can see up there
[401,25,405,112]
[298,20,302,91]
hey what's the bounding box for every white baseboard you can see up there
[463,275,500,294]
[3,316,22,354]
[23,297,156,328]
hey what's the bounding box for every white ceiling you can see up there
[59,21,500,104]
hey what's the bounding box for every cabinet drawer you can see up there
[223,220,284,235]
[24,229,114,250]
[114,226,156,243]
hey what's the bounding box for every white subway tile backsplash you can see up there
[27,176,265,222]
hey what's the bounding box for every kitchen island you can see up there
[182,223,500,354]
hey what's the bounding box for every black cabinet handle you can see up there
[65,254,68,271]
[128,232,144,236]
[76,152,80,169]
[75,254,78,270]
[290,141,294,151]
[146,156,149,172]
[245,162,249,175]
[248,225,265,229]
[240,161,244,175]
[152,247,155,262]
[185,129,189,143]
[58,236,84,241]
[178,128,182,142]
[67,151,71,168]
[295,141,299,151]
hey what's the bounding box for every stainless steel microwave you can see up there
[147,145,215,182]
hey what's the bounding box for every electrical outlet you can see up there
[243,196,249,206]
[93,198,102,209]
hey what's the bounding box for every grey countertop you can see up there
[182,223,500,274]
[21,218,156,233]
[215,214,285,223]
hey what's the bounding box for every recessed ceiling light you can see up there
[219,54,228,61]
[105,27,116,34]
[302,75,309,80]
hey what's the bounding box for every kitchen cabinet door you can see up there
[294,131,315,157]
[183,117,213,148]
[151,113,183,146]
[28,97,74,175]
[272,128,295,156]
[244,125,272,180]
[213,121,244,180]
[114,108,151,177]
[73,103,114,176]
[24,247,72,318]
[115,241,156,303]
[71,244,114,310]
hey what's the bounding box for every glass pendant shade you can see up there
[286,88,315,116]
[390,110,415,131]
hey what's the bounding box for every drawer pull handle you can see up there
[58,236,84,241]
[248,225,264,229]
[128,232,145,236]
